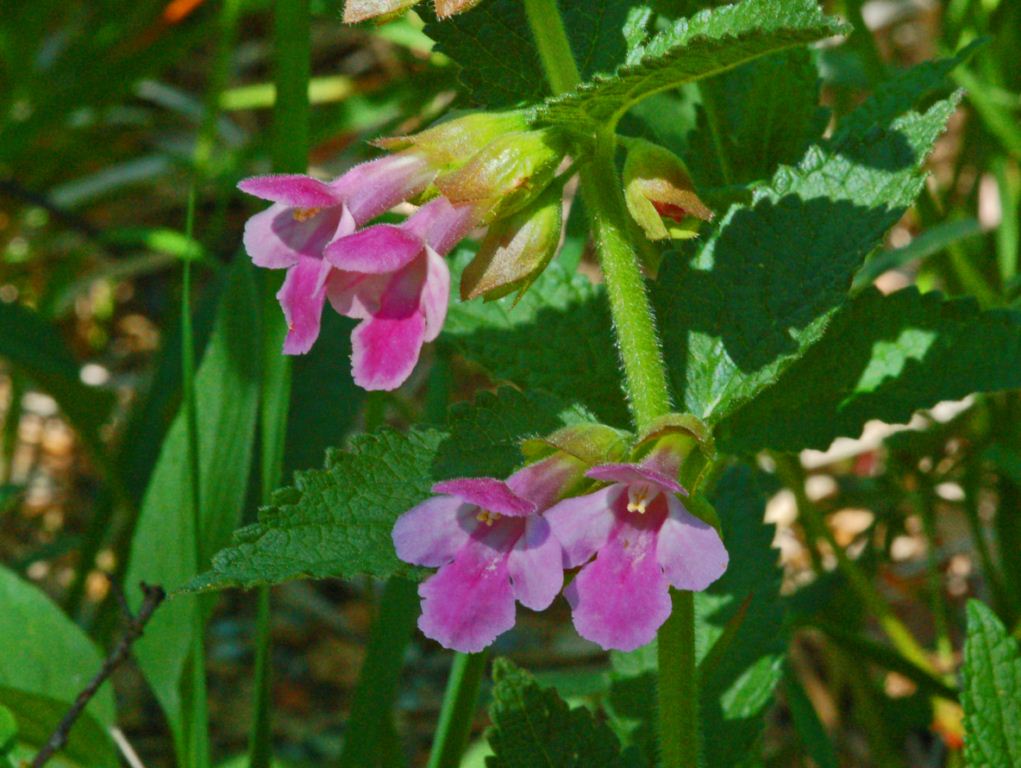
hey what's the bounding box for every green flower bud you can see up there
[623,138,713,241]
[373,111,529,171]
[435,129,567,223]
[460,186,562,302]
[521,423,631,467]
[343,0,419,24]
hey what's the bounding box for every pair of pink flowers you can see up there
[239,152,475,391]
[393,453,729,653]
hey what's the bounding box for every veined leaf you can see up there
[717,288,1021,453]
[444,258,627,426]
[485,658,626,767]
[532,0,847,130]
[124,256,261,749]
[655,91,960,424]
[961,600,1021,767]
[0,565,117,767]
[187,388,594,593]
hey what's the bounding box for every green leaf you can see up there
[961,600,1021,768]
[0,689,117,768]
[0,301,115,460]
[444,258,627,426]
[782,665,838,768]
[187,388,592,592]
[424,0,643,109]
[485,658,626,768]
[718,288,1021,452]
[684,47,827,187]
[532,0,847,130]
[0,565,117,767]
[654,91,960,424]
[124,256,262,748]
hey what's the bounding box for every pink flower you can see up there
[545,461,728,651]
[392,456,578,652]
[238,153,435,354]
[323,196,476,391]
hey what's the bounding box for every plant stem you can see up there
[426,652,488,768]
[523,2,690,766]
[249,2,310,767]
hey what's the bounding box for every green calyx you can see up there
[622,137,713,242]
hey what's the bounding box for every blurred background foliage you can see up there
[0,0,1019,765]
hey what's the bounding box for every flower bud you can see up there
[374,111,529,171]
[460,186,562,302]
[623,139,713,241]
[434,0,484,17]
[343,0,419,24]
[521,423,631,467]
[435,129,567,223]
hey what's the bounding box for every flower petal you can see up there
[335,153,434,224]
[506,453,584,511]
[564,519,672,651]
[420,247,450,342]
[244,204,344,269]
[238,174,341,208]
[392,495,474,567]
[656,495,729,591]
[586,463,686,495]
[431,478,535,517]
[277,256,326,355]
[417,539,515,653]
[544,486,619,568]
[324,224,424,274]
[326,270,390,320]
[506,516,563,610]
[350,311,425,391]
[402,197,477,255]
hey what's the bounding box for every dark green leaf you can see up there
[655,92,960,423]
[718,288,1021,452]
[124,256,262,745]
[444,259,627,426]
[187,388,593,592]
[782,665,838,768]
[424,0,643,109]
[533,0,847,129]
[962,600,1021,767]
[485,658,626,768]
[0,689,116,768]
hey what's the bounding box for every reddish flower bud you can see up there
[374,111,529,171]
[623,139,713,241]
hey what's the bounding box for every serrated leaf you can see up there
[532,0,847,129]
[684,47,826,187]
[961,600,1021,768]
[485,658,626,768]
[124,256,261,748]
[444,258,628,426]
[0,565,117,767]
[424,0,642,109]
[188,388,592,592]
[654,91,960,424]
[717,288,1021,452]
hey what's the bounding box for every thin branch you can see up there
[30,582,165,768]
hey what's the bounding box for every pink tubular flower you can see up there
[238,152,435,354]
[545,461,729,651]
[392,456,579,652]
[323,196,476,391]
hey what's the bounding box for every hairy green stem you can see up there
[249,2,310,766]
[427,652,488,768]
[523,2,691,766]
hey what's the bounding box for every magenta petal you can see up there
[656,495,729,591]
[544,486,619,568]
[326,270,390,320]
[432,478,535,517]
[420,247,449,343]
[417,539,516,653]
[336,154,435,225]
[277,256,326,355]
[586,463,686,495]
[506,517,563,610]
[565,520,672,651]
[243,204,301,269]
[402,197,477,256]
[350,311,425,390]
[324,224,424,274]
[238,174,341,208]
[392,495,473,567]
